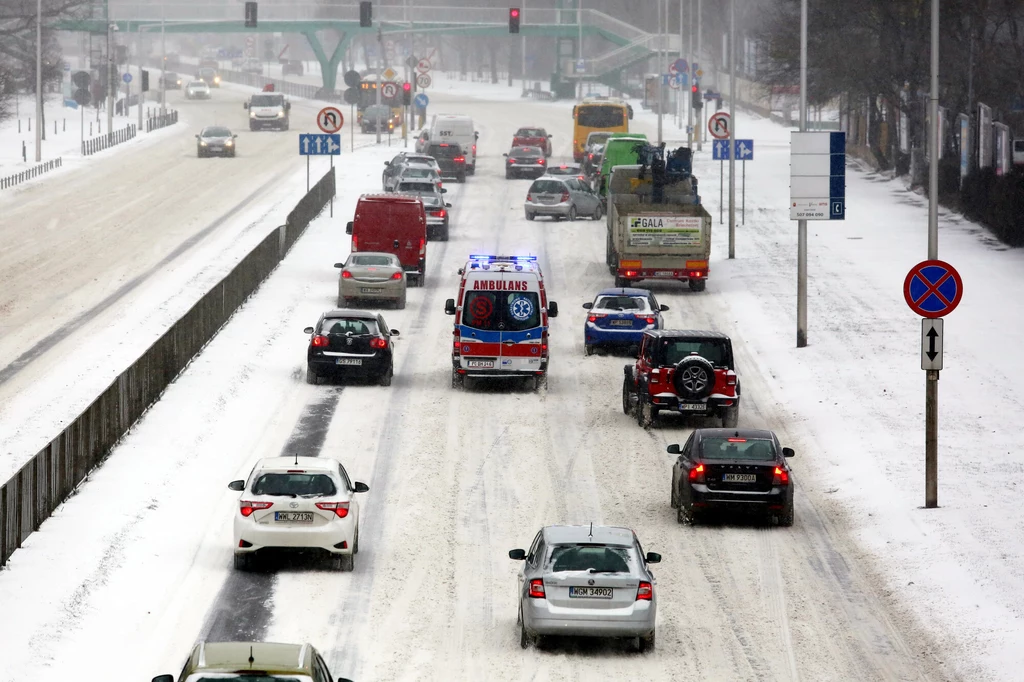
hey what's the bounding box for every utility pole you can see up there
[376,26,383,144]
[34,0,42,162]
[160,10,166,114]
[521,0,527,94]
[137,25,143,131]
[925,0,940,508]
[796,0,808,346]
[106,10,114,137]
[577,0,583,100]
[727,0,736,258]
[656,0,664,144]
[686,0,693,147]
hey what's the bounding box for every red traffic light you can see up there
[510,8,519,17]
[691,84,698,92]
[403,82,411,91]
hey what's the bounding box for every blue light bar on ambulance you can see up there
[467,255,538,262]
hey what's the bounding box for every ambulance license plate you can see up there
[467,360,494,369]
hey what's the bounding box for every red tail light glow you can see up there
[688,270,703,279]
[526,193,533,202]
[315,501,350,518]
[644,317,656,324]
[529,579,546,598]
[636,581,653,601]
[508,159,516,164]
[419,238,425,255]
[454,156,465,162]
[773,466,790,486]
[538,158,546,165]
[390,271,403,280]
[312,335,329,348]
[472,144,476,153]
[239,501,273,517]
[560,191,569,202]
[624,270,638,278]
[369,337,387,349]
[688,463,705,483]
[341,270,353,279]
[351,234,358,250]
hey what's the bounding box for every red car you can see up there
[512,127,552,157]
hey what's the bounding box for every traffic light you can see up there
[359,1,372,27]
[244,1,257,27]
[141,69,149,92]
[691,83,702,110]
[509,7,520,33]
[402,81,412,105]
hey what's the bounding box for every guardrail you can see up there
[81,124,137,156]
[219,68,343,103]
[0,166,337,569]
[145,109,179,133]
[0,158,63,190]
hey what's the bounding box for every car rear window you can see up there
[429,144,462,158]
[700,437,776,461]
[595,295,649,311]
[517,128,544,137]
[401,167,436,178]
[513,147,539,156]
[549,544,633,573]
[252,473,337,496]
[529,179,566,193]
[660,339,731,367]
[350,255,394,266]
[189,677,304,682]
[461,290,541,332]
[319,317,380,335]
[397,181,436,193]
[547,166,579,175]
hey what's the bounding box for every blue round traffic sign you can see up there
[122,73,132,84]
[670,58,688,76]
[903,260,963,318]
[414,93,429,108]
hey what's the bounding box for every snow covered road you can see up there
[0,89,981,681]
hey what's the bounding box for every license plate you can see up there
[336,358,362,366]
[655,270,674,276]
[609,320,634,327]
[722,473,757,483]
[680,402,706,411]
[569,586,613,599]
[467,360,494,369]
[360,287,384,294]
[274,512,314,523]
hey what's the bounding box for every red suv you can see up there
[622,330,740,428]
[512,127,552,157]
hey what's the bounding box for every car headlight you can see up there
[214,77,220,83]
[200,141,208,146]
[276,111,285,118]
[249,111,257,118]
[224,139,233,146]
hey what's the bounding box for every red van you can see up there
[346,194,427,287]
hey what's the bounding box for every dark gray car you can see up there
[525,177,602,221]
[196,126,236,157]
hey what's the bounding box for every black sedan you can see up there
[669,428,795,526]
[504,145,547,179]
[304,310,399,386]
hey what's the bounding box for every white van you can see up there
[429,114,478,174]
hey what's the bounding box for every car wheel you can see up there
[439,226,449,242]
[451,369,464,389]
[305,366,319,385]
[721,405,739,428]
[505,170,512,179]
[621,377,635,415]
[689,278,707,292]
[592,203,603,221]
[639,630,656,653]
[637,395,655,428]
[670,479,679,509]
[353,527,360,554]
[777,504,795,527]
[396,292,407,309]
[568,205,577,222]
[585,343,594,356]
[336,553,354,571]
[458,173,466,183]
[525,212,535,221]
[379,363,393,387]
[233,552,251,571]
[520,620,534,649]
[678,503,695,525]
[673,356,716,401]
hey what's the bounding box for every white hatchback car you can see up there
[229,456,369,571]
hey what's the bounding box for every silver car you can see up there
[185,80,211,100]
[334,252,407,309]
[525,177,602,222]
[391,164,442,192]
[509,524,660,651]
[420,193,451,242]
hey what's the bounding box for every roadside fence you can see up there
[81,124,137,156]
[0,158,63,190]
[0,167,336,569]
[146,110,179,133]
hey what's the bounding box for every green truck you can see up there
[596,133,649,197]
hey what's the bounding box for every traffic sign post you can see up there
[299,133,342,195]
[317,106,343,134]
[903,259,963,509]
[708,111,730,139]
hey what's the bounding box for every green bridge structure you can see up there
[56,4,680,92]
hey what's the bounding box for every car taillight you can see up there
[454,156,465,162]
[312,335,329,348]
[351,235,358,250]
[508,159,516,164]
[341,271,352,279]
[529,579,546,599]
[419,238,425,255]
[587,313,605,322]
[578,175,586,181]
[560,191,569,202]
[773,466,790,486]
[472,144,476,153]
[526,193,533,202]
[538,158,546,165]
[644,317,656,324]
[315,501,350,518]
[573,138,578,147]
[239,500,273,517]
[688,270,703,279]
[369,337,387,349]
[391,271,403,280]
[636,581,653,601]
[726,371,737,386]
[435,209,446,218]
[624,269,638,277]
[688,463,705,483]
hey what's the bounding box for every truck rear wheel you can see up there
[689,279,707,292]
[614,276,631,288]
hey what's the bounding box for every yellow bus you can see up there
[572,97,633,161]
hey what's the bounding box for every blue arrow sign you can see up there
[734,139,754,160]
[299,133,342,156]
[414,93,429,108]
[122,73,132,84]
[712,139,730,160]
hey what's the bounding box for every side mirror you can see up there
[334,262,344,268]
[242,102,248,109]
[508,548,527,561]
[445,203,452,208]
[228,479,245,491]
[390,329,400,336]
[285,102,292,110]
[440,188,447,193]
[645,552,662,564]
[303,326,315,334]
[474,131,480,139]
[547,301,559,318]
[353,481,370,493]
[660,304,670,311]
[345,221,354,235]
[232,134,238,139]
[383,160,390,166]
[582,302,593,310]
[502,153,509,157]
[153,676,175,682]
[194,133,199,138]
[666,443,681,455]
[782,447,795,458]
[444,298,456,315]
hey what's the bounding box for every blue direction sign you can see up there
[903,260,963,318]
[299,133,341,156]
[669,58,688,75]
[712,139,755,160]
[414,93,429,108]
[122,73,132,84]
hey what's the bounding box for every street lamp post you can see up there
[34,0,42,162]
[727,0,736,258]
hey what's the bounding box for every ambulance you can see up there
[444,255,559,390]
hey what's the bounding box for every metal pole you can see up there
[34,0,42,162]
[106,12,114,137]
[521,0,527,94]
[137,25,143,131]
[686,0,693,146]
[925,0,940,509]
[657,0,664,144]
[376,28,383,144]
[727,0,736,259]
[679,0,683,131]
[742,159,745,223]
[350,103,355,151]
[796,0,808,347]
[160,10,166,115]
[697,0,703,150]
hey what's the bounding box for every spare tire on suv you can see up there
[672,355,716,400]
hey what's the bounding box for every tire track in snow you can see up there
[200,388,343,643]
